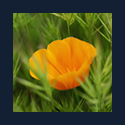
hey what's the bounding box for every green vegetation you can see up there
[13,13,112,112]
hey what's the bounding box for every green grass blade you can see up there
[96,13,112,36]
[74,13,88,29]
[16,77,45,91]
[92,24,112,44]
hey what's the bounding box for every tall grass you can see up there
[13,13,112,112]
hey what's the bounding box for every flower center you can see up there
[66,67,76,73]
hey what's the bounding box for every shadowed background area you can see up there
[13,13,112,112]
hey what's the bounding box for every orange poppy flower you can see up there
[29,37,96,90]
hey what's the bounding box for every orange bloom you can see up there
[29,37,96,90]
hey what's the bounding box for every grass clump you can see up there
[13,13,112,112]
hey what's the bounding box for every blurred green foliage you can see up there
[13,13,112,112]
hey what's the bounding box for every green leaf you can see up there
[73,99,84,112]
[50,13,66,20]
[16,77,44,91]
[74,13,88,29]
[77,78,96,99]
[96,13,112,36]
[67,13,75,27]
[92,24,112,44]
[32,90,51,102]
[78,91,99,105]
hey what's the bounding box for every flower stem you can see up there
[67,22,70,36]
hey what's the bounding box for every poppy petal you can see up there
[50,61,90,90]
[47,40,72,74]
[63,37,96,70]
[50,72,76,90]
[29,49,60,80]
